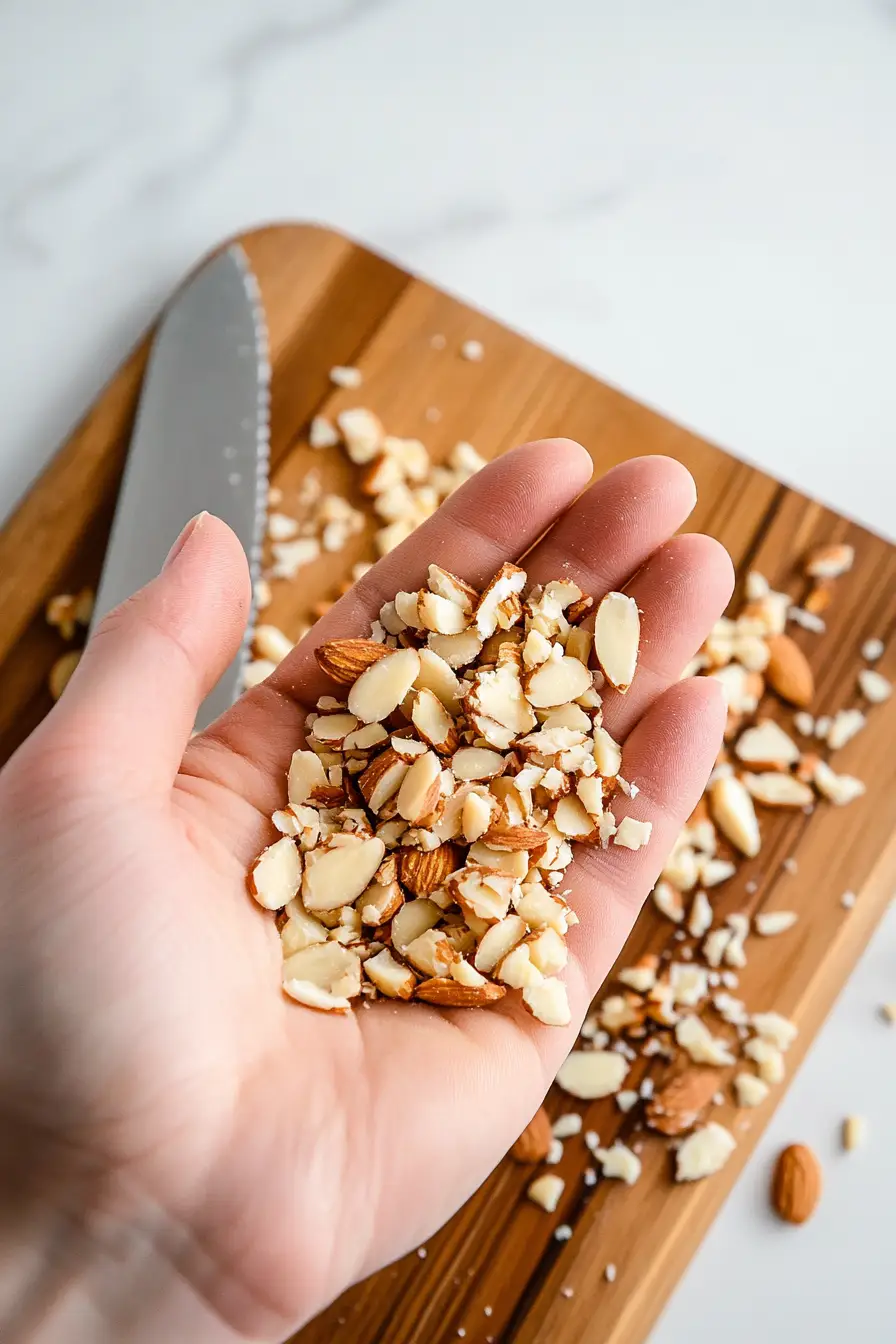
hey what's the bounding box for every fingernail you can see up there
[163,512,206,570]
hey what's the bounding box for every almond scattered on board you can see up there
[247,564,646,1022]
[771,1143,822,1223]
[765,634,814,707]
[645,1068,720,1136]
[511,1106,554,1163]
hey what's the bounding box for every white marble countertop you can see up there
[2,0,895,1338]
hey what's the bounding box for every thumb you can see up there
[56,513,251,789]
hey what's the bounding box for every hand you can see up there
[0,442,732,1343]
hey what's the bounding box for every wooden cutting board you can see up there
[1,224,894,1344]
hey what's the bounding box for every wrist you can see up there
[0,1124,272,1344]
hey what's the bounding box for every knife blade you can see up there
[92,244,270,730]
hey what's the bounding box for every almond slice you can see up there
[391,898,442,951]
[743,1037,785,1083]
[403,928,457,977]
[451,746,507,781]
[526,927,568,975]
[302,836,386,912]
[525,653,593,708]
[675,1122,736,1181]
[593,592,640,692]
[248,837,302,910]
[652,880,685,923]
[481,825,550,851]
[364,948,417,999]
[743,771,815,809]
[473,914,528,973]
[735,720,800,768]
[427,564,479,612]
[813,760,866,806]
[396,750,443,824]
[450,865,516,923]
[311,712,360,745]
[552,794,599,840]
[348,647,421,724]
[613,817,653,851]
[675,1015,735,1066]
[751,1011,798,1050]
[411,688,459,755]
[415,976,506,1007]
[754,910,798,936]
[527,1173,565,1212]
[594,1143,641,1185]
[413,648,463,713]
[522,977,571,1026]
[336,406,382,463]
[687,889,713,938]
[288,749,328,806]
[282,981,352,1013]
[315,638,391,685]
[710,775,761,857]
[418,590,470,635]
[462,790,496,843]
[358,749,410,813]
[593,725,622,778]
[804,542,854,579]
[427,628,484,669]
[357,876,404,926]
[280,905,329,956]
[556,1050,628,1099]
[282,941,362,1004]
[475,563,527,639]
[734,1073,769,1108]
[858,668,891,704]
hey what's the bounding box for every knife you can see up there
[91,244,270,730]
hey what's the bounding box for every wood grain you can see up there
[1,223,893,1344]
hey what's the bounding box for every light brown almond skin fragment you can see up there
[645,1069,720,1136]
[414,977,506,1007]
[315,638,391,685]
[771,1143,822,1224]
[481,825,550,851]
[510,1106,554,1163]
[398,843,462,897]
[765,634,814,707]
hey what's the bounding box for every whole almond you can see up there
[772,1143,822,1224]
[315,638,390,685]
[510,1106,554,1163]
[398,843,461,897]
[765,634,814,707]
[646,1068,720,1136]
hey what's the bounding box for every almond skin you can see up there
[646,1069,720,1136]
[510,1106,554,1163]
[414,977,506,1007]
[315,638,391,685]
[765,634,814,707]
[398,844,461,897]
[772,1143,822,1224]
[481,825,550,851]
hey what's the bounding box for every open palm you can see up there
[0,442,732,1344]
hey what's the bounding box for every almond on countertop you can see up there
[771,1143,822,1223]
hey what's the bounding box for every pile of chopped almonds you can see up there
[248,562,651,1024]
[515,540,892,1210]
